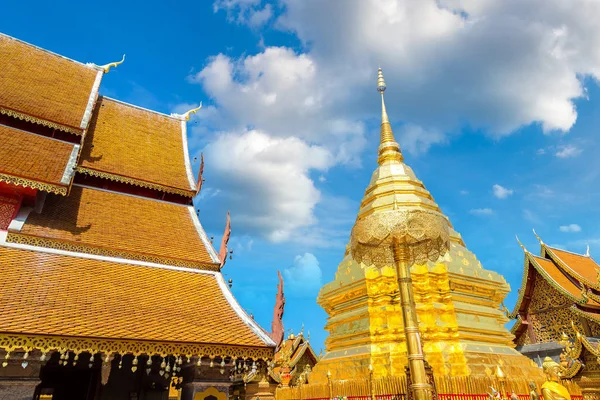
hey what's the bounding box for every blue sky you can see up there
[5,0,600,353]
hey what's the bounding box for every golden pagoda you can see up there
[310,68,544,384]
[0,32,275,400]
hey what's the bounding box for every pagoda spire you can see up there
[376,67,403,165]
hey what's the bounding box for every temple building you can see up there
[309,68,544,384]
[0,32,275,400]
[510,232,600,397]
[229,273,319,400]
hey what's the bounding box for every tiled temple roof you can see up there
[78,97,197,197]
[0,33,101,135]
[0,125,78,195]
[8,185,219,270]
[545,246,600,288]
[511,235,600,340]
[0,245,274,357]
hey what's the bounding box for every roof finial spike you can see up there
[376,67,403,164]
[532,229,544,245]
[586,243,591,257]
[195,153,205,196]
[98,54,125,73]
[516,235,528,253]
[171,103,203,121]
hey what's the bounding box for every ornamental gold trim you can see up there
[0,107,82,136]
[6,233,220,272]
[77,167,195,198]
[510,253,589,319]
[510,253,532,319]
[0,332,273,360]
[0,173,67,196]
[571,319,600,357]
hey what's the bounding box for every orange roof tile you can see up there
[531,255,600,307]
[0,34,100,133]
[0,125,76,194]
[0,245,268,347]
[78,97,196,196]
[547,247,599,286]
[9,186,218,269]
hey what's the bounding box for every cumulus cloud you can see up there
[284,253,323,293]
[275,0,600,137]
[555,145,583,158]
[202,130,333,242]
[197,0,600,241]
[189,48,365,161]
[559,224,582,233]
[493,184,514,199]
[470,208,494,216]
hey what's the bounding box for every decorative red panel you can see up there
[0,194,21,230]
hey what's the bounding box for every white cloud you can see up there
[318,175,327,183]
[284,253,323,293]
[559,224,582,233]
[459,190,469,195]
[198,0,600,241]
[470,208,494,216]
[398,124,447,154]
[190,48,365,163]
[202,130,334,242]
[275,0,600,137]
[555,145,582,158]
[493,184,514,199]
[537,148,546,155]
[213,0,273,27]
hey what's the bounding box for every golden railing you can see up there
[275,375,582,400]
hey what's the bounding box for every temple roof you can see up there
[545,246,600,288]
[0,125,78,195]
[7,185,219,270]
[0,33,101,135]
[271,332,318,382]
[0,244,274,352]
[511,234,600,319]
[78,97,197,197]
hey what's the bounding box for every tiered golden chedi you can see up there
[310,68,544,383]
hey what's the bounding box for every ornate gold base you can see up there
[309,349,545,386]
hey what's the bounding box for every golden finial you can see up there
[376,67,403,164]
[172,103,203,121]
[516,235,528,253]
[98,54,126,73]
[532,229,544,245]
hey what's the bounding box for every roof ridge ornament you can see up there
[195,153,205,196]
[172,103,202,121]
[516,235,529,253]
[218,211,232,269]
[532,229,544,245]
[91,54,125,73]
[586,243,591,257]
